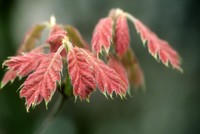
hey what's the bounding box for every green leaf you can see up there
[18,24,46,53]
[121,49,145,89]
[64,25,89,49]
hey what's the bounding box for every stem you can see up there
[34,94,66,134]
[57,44,65,54]
[64,69,73,97]
[125,12,137,23]
[61,36,73,52]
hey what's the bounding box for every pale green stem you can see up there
[125,12,137,23]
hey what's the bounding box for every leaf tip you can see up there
[109,94,114,100]
[74,96,78,103]
[103,92,108,99]
[174,66,183,73]
[86,98,90,103]
[26,109,30,113]
[127,90,133,97]
[26,105,30,113]
[45,101,49,110]
[0,82,5,89]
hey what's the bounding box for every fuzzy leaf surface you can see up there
[1,70,17,88]
[3,53,44,78]
[114,15,130,57]
[47,25,67,57]
[67,48,96,99]
[132,18,182,71]
[1,47,45,88]
[108,57,129,90]
[77,48,127,97]
[91,17,113,55]
[20,52,62,112]
[1,24,45,88]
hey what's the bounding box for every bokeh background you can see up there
[0,0,199,134]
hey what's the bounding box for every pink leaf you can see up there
[46,25,67,57]
[67,48,96,100]
[108,57,129,90]
[1,24,46,88]
[20,52,63,112]
[1,70,17,88]
[1,47,45,88]
[91,17,114,55]
[3,53,44,78]
[77,48,127,97]
[132,18,182,71]
[114,15,130,57]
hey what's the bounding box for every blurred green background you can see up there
[0,0,199,134]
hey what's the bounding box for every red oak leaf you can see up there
[1,70,17,88]
[121,49,145,88]
[131,18,182,71]
[114,14,130,57]
[46,25,67,57]
[1,46,45,88]
[67,48,96,100]
[20,52,62,112]
[1,25,46,88]
[91,17,114,55]
[76,48,127,97]
[3,53,44,78]
[108,57,129,90]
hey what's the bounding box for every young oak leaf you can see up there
[1,46,46,88]
[1,70,17,88]
[91,17,114,55]
[1,53,43,89]
[46,25,67,57]
[114,14,130,57]
[79,48,127,97]
[108,57,129,90]
[67,47,96,100]
[3,52,44,78]
[1,24,46,88]
[129,17,182,71]
[20,52,63,112]
[121,49,145,89]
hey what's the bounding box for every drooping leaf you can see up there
[3,53,44,78]
[1,24,46,88]
[18,24,46,54]
[121,49,145,88]
[46,25,67,57]
[1,70,17,88]
[1,46,46,88]
[131,17,182,71]
[77,48,127,97]
[64,25,90,49]
[114,14,130,57]
[20,52,63,112]
[67,48,96,100]
[91,17,114,55]
[108,57,129,90]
